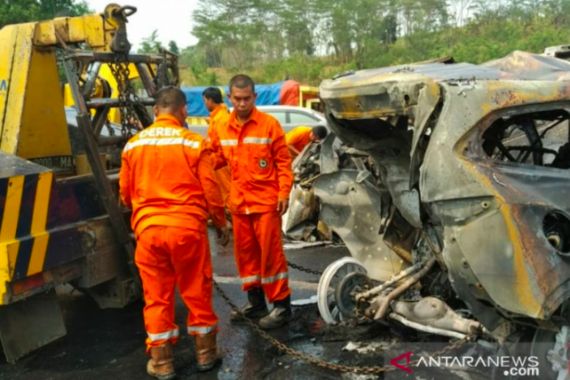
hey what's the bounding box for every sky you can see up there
[85,0,199,49]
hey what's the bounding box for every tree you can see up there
[138,30,163,54]
[168,40,180,55]
[0,0,90,28]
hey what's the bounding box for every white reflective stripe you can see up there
[220,139,238,146]
[241,274,261,285]
[124,137,200,152]
[183,140,201,148]
[187,325,217,334]
[147,328,179,341]
[261,271,288,285]
[243,137,272,144]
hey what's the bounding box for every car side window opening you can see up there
[269,111,287,124]
[481,109,570,169]
[289,112,319,124]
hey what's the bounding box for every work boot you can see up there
[146,343,175,380]
[258,296,292,330]
[194,331,221,372]
[230,287,269,321]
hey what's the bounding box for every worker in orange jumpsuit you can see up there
[119,87,230,379]
[285,125,328,160]
[202,87,231,206]
[209,74,294,329]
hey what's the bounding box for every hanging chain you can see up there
[108,57,141,138]
[213,280,473,375]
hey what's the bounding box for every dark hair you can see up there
[312,126,328,140]
[229,74,255,93]
[202,87,223,104]
[155,86,186,109]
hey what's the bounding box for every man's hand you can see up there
[216,226,231,246]
[277,198,289,216]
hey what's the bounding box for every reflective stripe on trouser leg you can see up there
[169,226,218,336]
[148,328,180,342]
[232,213,262,291]
[261,271,289,285]
[135,226,179,349]
[253,211,291,302]
[187,324,217,335]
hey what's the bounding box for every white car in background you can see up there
[256,105,327,133]
[187,105,327,136]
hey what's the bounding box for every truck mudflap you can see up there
[0,288,65,363]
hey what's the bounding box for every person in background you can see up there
[208,74,294,329]
[119,87,229,379]
[285,125,328,160]
[202,87,231,207]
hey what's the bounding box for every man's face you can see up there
[203,96,214,112]
[229,86,256,120]
[310,132,321,142]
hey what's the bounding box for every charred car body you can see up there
[298,50,570,375]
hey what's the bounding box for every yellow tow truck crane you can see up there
[0,4,178,362]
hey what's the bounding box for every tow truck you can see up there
[0,4,178,362]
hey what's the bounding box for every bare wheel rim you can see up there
[317,257,367,324]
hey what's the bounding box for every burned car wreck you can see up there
[289,50,570,376]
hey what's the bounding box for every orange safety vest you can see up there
[285,126,312,155]
[209,107,293,214]
[119,114,225,235]
[210,103,230,131]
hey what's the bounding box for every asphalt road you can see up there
[0,232,515,380]
[0,234,359,380]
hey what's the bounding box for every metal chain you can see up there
[213,280,472,375]
[287,260,323,276]
[109,58,140,138]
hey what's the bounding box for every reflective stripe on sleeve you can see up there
[147,328,179,341]
[220,139,238,146]
[187,324,217,334]
[243,137,272,144]
[261,271,288,285]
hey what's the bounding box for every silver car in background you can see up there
[256,105,327,133]
[187,105,327,136]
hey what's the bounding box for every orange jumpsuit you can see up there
[207,103,231,206]
[285,126,312,159]
[119,114,226,350]
[209,107,293,302]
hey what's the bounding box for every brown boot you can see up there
[146,343,175,380]
[258,296,292,330]
[194,331,221,372]
[230,287,268,322]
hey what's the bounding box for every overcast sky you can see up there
[85,0,199,49]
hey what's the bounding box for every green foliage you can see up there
[185,0,570,85]
[138,30,163,54]
[168,40,180,55]
[0,0,89,28]
[179,46,221,85]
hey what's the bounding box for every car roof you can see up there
[256,105,326,121]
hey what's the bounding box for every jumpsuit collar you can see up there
[210,103,228,118]
[229,106,259,132]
